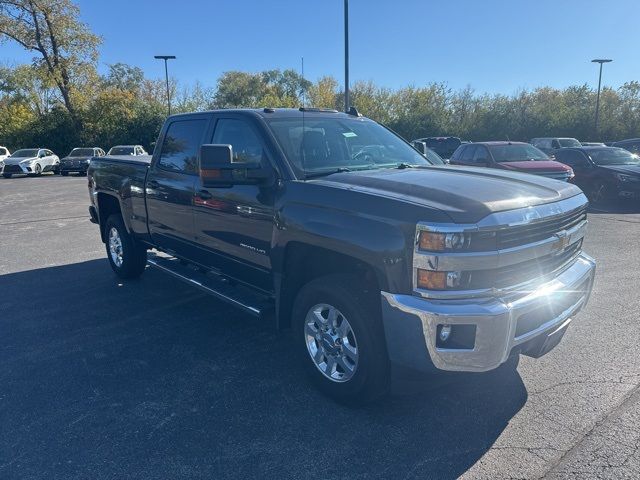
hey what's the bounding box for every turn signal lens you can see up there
[417,269,464,290]
[417,269,446,289]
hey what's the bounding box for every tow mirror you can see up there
[199,144,270,187]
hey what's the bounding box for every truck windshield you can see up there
[489,144,550,162]
[559,138,581,148]
[588,148,640,165]
[108,147,134,155]
[69,148,95,157]
[266,117,430,176]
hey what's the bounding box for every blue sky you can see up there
[2,0,638,94]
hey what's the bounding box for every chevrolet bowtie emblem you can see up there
[552,231,570,254]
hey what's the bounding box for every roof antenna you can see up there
[301,56,306,108]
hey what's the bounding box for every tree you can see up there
[0,0,100,119]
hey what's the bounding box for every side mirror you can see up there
[39,152,45,158]
[411,141,427,155]
[199,144,270,187]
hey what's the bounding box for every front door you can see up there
[192,116,275,292]
[145,117,209,256]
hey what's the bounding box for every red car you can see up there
[449,141,574,181]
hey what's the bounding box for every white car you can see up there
[0,146,10,171]
[2,148,60,178]
[107,145,147,156]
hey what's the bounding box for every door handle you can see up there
[196,189,212,200]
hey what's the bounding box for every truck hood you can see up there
[312,166,582,223]
[498,160,571,171]
[4,156,36,165]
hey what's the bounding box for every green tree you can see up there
[0,0,100,119]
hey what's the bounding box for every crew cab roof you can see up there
[166,108,359,121]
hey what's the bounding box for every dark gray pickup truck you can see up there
[87,108,596,402]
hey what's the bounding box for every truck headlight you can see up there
[419,231,469,251]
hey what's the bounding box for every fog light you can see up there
[439,325,452,342]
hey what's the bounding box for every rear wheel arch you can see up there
[97,193,124,242]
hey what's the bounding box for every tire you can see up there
[61,171,69,176]
[104,214,147,279]
[34,163,42,176]
[2,173,11,179]
[292,274,390,404]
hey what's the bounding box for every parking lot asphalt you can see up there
[1,174,639,479]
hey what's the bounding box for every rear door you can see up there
[192,114,276,292]
[145,116,210,256]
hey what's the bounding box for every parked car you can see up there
[530,137,581,156]
[413,136,462,159]
[410,140,447,164]
[581,142,605,147]
[107,145,147,156]
[59,147,106,176]
[0,146,10,171]
[611,138,640,155]
[553,146,640,203]
[449,141,574,181]
[2,148,59,178]
[87,108,596,403]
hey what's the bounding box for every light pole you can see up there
[154,55,176,116]
[591,58,612,136]
[344,0,350,112]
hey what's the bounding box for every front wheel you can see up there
[61,171,69,176]
[34,163,42,176]
[104,214,147,279]
[292,274,390,404]
[2,173,11,179]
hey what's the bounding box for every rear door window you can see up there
[158,119,208,174]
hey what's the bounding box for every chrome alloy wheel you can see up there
[108,227,123,267]
[304,303,359,383]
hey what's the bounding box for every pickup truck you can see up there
[87,108,596,403]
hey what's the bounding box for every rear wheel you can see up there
[2,173,11,179]
[292,274,390,404]
[104,214,147,279]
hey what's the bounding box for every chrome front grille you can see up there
[497,205,587,250]
[413,195,590,300]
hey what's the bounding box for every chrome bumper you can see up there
[381,253,596,373]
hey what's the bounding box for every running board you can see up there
[147,253,273,318]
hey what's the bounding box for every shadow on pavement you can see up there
[588,198,640,214]
[0,260,527,480]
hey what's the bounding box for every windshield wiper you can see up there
[395,163,416,169]
[304,167,352,179]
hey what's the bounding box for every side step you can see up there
[147,253,274,318]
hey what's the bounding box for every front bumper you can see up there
[381,253,596,373]
[60,162,88,172]
[3,164,30,174]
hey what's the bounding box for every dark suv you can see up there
[554,146,640,203]
[611,138,640,155]
[449,141,574,181]
[413,137,462,159]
